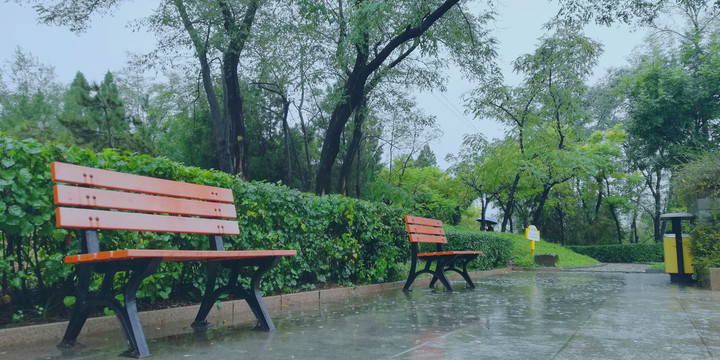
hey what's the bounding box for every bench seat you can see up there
[417,250,484,257]
[65,249,298,264]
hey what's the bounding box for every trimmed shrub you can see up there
[690,218,720,287]
[444,231,513,269]
[567,243,663,263]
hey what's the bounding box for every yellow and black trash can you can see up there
[660,212,695,283]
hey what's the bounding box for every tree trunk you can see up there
[221,58,246,177]
[297,71,312,191]
[355,139,362,197]
[174,0,233,173]
[281,100,293,184]
[555,205,566,246]
[338,105,365,196]
[648,167,664,243]
[531,185,553,226]
[219,0,258,178]
[609,203,623,244]
[316,77,364,194]
[631,213,639,243]
[501,173,521,232]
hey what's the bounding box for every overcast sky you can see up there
[0,1,647,169]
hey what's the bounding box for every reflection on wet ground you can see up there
[18,271,720,359]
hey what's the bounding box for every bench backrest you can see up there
[404,215,447,244]
[51,162,240,236]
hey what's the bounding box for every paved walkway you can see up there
[5,269,720,359]
[564,263,653,272]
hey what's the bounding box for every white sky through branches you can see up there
[0,1,646,169]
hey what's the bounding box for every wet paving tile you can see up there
[13,271,720,360]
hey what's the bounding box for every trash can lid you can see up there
[664,233,691,238]
[660,212,695,220]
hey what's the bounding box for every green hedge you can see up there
[690,219,720,287]
[444,231,513,269]
[0,135,511,325]
[567,243,664,263]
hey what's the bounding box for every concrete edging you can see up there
[0,267,512,349]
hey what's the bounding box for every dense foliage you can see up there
[674,152,720,286]
[567,244,664,263]
[0,135,514,326]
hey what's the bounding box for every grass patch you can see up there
[504,233,601,268]
[650,262,665,270]
[446,226,601,269]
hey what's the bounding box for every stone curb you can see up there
[0,267,512,349]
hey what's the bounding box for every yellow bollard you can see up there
[525,225,540,257]
[530,240,536,256]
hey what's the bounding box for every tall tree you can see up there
[0,48,64,142]
[307,0,497,194]
[166,0,259,177]
[415,144,437,168]
[34,0,260,176]
[58,71,130,151]
[472,26,601,230]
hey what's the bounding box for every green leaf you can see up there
[1,170,16,180]
[18,168,32,182]
[63,296,76,307]
[8,205,24,217]
[10,277,21,290]
[1,158,15,168]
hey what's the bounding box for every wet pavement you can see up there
[9,270,720,359]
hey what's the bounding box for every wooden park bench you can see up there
[51,162,296,358]
[403,215,483,292]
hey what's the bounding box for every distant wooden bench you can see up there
[51,162,296,358]
[403,215,483,292]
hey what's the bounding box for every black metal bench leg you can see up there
[429,260,440,288]
[120,258,162,358]
[403,256,420,291]
[192,262,220,328]
[442,256,476,289]
[246,257,281,331]
[59,264,92,348]
[458,257,476,289]
[433,258,454,292]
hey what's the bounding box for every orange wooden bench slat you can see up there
[406,224,445,236]
[418,250,484,257]
[56,207,240,235]
[408,233,448,244]
[51,162,234,203]
[54,185,237,219]
[404,215,443,227]
[65,249,298,264]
